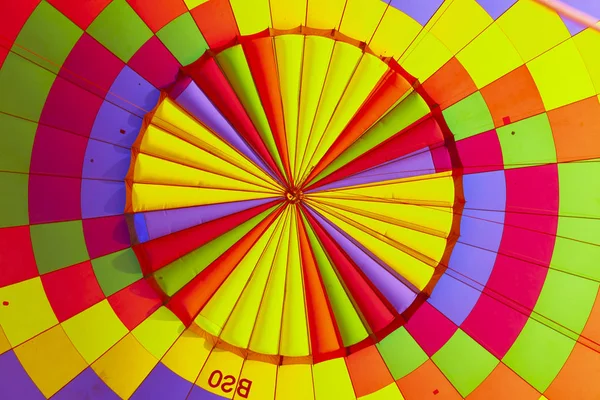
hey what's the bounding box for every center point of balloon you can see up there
[285,187,304,204]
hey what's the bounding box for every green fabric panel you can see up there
[156,12,208,66]
[13,1,82,73]
[0,172,29,228]
[0,114,36,173]
[442,91,494,140]
[314,91,429,183]
[502,318,575,392]
[532,269,597,336]
[551,162,600,281]
[497,113,556,168]
[432,329,498,397]
[87,0,153,62]
[92,248,143,297]
[302,214,369,346]
[215,45,285,173]
[154,206,279,297]
[376,326,428,380]
[30,220,90,274]
[0,52,55,121]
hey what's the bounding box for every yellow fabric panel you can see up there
[0,277,58,347]
[399,30,453,82]
[139,125,280,192]
[298,41,363,181]
[132,306,185,359]
[497,0,570,62]
[131,183,277,212]
[195,216,282,336]
[527,39,596,110]
[196,347,244,399]
[220,208,289,349]
[306,0,346,29]
[369,6,421,59]
[279,207,310,357]
[305,52,388,179]
[276,364,315,400]
[184,0,209,9]
[248,208,291,355]
[313,358,356,400]
[152,99,274,187]
[456,23,523,89]
[430,0,492,54]
[162,328,215,383]
[307,200,437,290]
[339,0,388,43]
[133,153,277,195]
[14,325,87,397]
[235,360,277,400]
[61,300,128,364]
[275,35,304,183]
[295,36,335,181]
[0,326,10,355]
[573,28,600,95]
[270,0,306,29]
[359,383,405,399]
[229,0,271,35]
[91,334,158,399]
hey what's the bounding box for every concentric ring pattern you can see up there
[1,1,600,399]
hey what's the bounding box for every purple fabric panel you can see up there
[175,82,275,178]
[52,368,120,400]
[90,100,144,148]
[389,0,443,25]
[476,0,517,19]
[81,179,126,219]
[187,385,227,400]
[447,242,496,289]
[142,197,276,240]
[427,271,482,326]
[313,149,435,191]
[130,363,192,400]
[559,0,600,35]
[307,207,418,313]
[82,138,131,181]
[105,66,160,118]
[0,351,45,400]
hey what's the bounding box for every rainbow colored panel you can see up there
[1,1,600,399]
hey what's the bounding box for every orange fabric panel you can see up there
[190,0,239,49]
[466,363,539,400]
[296,211,343,358]
[396,359,461,400]
[545,343,600,400]
[346,345,394,397]
[548,96,600,162]
[480,65,545,128]
[422,58,478,110]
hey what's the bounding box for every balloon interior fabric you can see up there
[1,0,600,399]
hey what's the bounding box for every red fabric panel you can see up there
[306,70,410,184]
[310,115,441,190]
[243,37,292,182]
[296,212,343,358]
[167,207,283,326]
[29,125,87,177]
[128,36,181,89]
[0,0,40,47]
[28,175,81,224]
[83,215,131,259]
[456,129,503,174]
[304,208,395,333]
[190,0,238,49]
[47,0,110,29]
[41,261,104,322]
[405,301,457,356]
[134,200,279,274]
[0,226,38,288]
[187,58,284,182]
[126,0,187,32]
[108,278,162,330]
